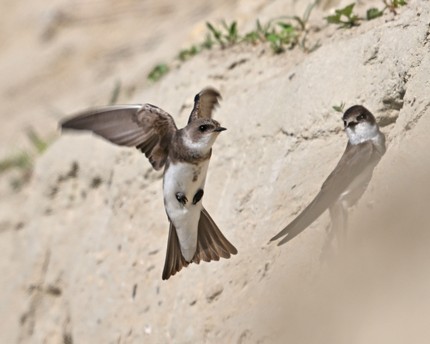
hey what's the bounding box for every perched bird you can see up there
[61,88,237,280]
[271,105,386,247]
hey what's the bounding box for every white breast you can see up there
[346,122,379,145]
[163,160,210,261]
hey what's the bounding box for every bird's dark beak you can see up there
[347,121,357,128]
[214,127,227,132]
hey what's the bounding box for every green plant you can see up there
[293,0,319,31]
[325,3,360,28]
[0,153,32,174]
[147,63,169,82]
[0,128,50,190]
[367,0,407,20]
[243,19,301,54]
[177,45,200,62]
[223,21,239,45]
[332,102,346,113]
[383,0,407,13]
[366,7,384,20]
[108,80,121,105]
[201,33,214,49]
[206,21,239,48]
[265,22,299,53]
[243,30,260,44]
[206,22,224,46]
[329,0,407,27]
[146,2,320,82]
[242,19,270,44]
[27,128,49,154]
[145,0,407,84]
[288,1,320,52]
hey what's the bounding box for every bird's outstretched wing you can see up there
[271,141,382,245]
[61,104,177,170]
[187,88,221,124]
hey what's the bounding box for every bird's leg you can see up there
[192,189,204,205]
[175,192,188,205]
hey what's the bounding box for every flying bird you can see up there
[271,105,386,247]
[61,88,237,279]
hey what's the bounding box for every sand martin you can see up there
[61,87,237,279]
[271,105,386,246]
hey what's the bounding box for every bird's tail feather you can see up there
[162,208,237,280]
[192,207,237,264]
[162,223,189,280]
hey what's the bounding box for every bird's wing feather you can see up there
[187,88,221,123]
[271,141,377,245]
[320,141,376,196]
[61,104,177,170]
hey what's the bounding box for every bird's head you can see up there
[343,105,379,145]
[182,119,226,154]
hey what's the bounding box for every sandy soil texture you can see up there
[1,0,430,343]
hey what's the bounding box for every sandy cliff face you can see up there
[1,0,430,343]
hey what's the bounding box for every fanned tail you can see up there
[192,208,238,264]
[162,208,237,280]
[162,223,189,280]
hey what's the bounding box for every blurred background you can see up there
[1,0,429,343]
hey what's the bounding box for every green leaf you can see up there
[201,33,214,49]
[292,15,305,31]
[392,0,407,7]
[337,3,355,17]
[277,22,293,30]
[147,63,169,82]
[206,22,223,44]
[26,128,48,154]
[325,14,341,24]
[0,152,32,173]
[177,45,200,62]
[366,8,383,20]
[243,31,259,44]
[302,0,318,25]
[266,33,279,43]
[325,3,360,28]
[229,22,237,36]
[108,80,121,105]
[332,102,345,113]
[256,19,263,32]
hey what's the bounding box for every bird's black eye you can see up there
[357,113,366,121]
[199,125,209,132]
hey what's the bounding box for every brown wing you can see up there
[187,87,221,124]
[320,141,383,196]
[61,104,177,170]
[271,141,383,245]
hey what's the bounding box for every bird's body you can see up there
[163,158,210,261]
[271,105,386,246]
[61,88,237,279]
